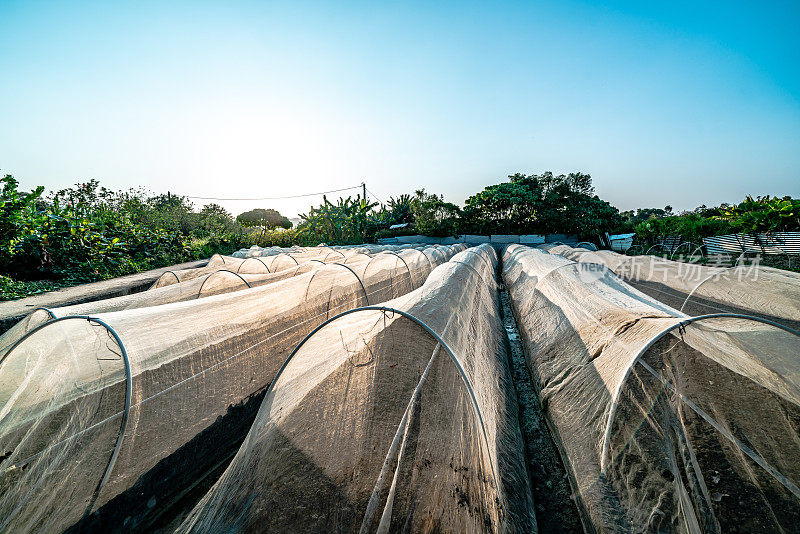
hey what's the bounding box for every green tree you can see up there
[387,194,414,226]
[0,174,46,269]
[715,195,800,234]
[462,176,540,234]
[460,171,621,238]
[410,189,460,237]
[297,195,377,244]
[237,208,292,238]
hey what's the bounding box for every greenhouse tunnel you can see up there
[541,244,800,332]
[0,261,331,361]
[0,245,462,533]
[503,244,800,532]
[176,244,537,533]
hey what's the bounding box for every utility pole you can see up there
[361,182,367,204]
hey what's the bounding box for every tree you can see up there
[715,195,800,234]
[461,177,539,234]
[237,208,292,236]
[296,195,377,244]
[387,194,414,226]
[197,204,238,237]
[0,175,45,268]
[410,189,461,237]
[460,171,620,238]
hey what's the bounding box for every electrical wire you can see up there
[365,187,385,205]
[185,185,361,201]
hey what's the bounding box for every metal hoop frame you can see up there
[0,315,133,517]
[197,269,252,297]
[600,312,800,473]
[267,305,500,488]
[236,257,271,274]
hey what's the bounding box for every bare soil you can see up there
[498,285,583,533]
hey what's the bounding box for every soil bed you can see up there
[498,285,583,533]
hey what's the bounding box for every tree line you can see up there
[1,171,798,299]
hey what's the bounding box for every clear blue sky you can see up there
[1,0,798,216]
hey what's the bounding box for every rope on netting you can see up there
[600,313,800,494]
[0,315,133,527]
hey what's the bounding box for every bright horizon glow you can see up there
[1,0,799,217]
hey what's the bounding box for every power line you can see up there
[185,185,361,202]
[365,187,384,205]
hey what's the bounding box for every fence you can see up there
[703,232,800,255]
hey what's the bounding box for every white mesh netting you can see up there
[175,244,536,533]
[541,244,800,332]
[0,245,463,532]
[503,244,800,532]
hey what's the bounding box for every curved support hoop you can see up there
[197,269,252,297]
[645,243,664,256]
[679,258,762,313]
[679,269,727,312]
[282,254,300,266]
[33,306,57,320]
[402,249,435,273]
[600,313,800,476]
[303,263,370,307]
[160,271,181,284]
[341,253,372,265]
[235,257,271,274]
[0,315,133,517]
[373,251,413,283]
[688,245,705,259]
[576,241,598,251]
[270,305,499,488]
[255,257,271,273]
[668,241,698,259]
[328,263,370,306]
[325,250,347,260]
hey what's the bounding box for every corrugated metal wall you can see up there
[703,232,800,255]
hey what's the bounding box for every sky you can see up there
[1,0,799,217]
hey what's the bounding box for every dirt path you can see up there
[499,284,584,533]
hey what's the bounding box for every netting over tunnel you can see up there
[0,262,325,361]
[176,244,536,533]
[0,246,447,361]
[503,244,800,532]
[542,244,800,332]
[0,245,463,533]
